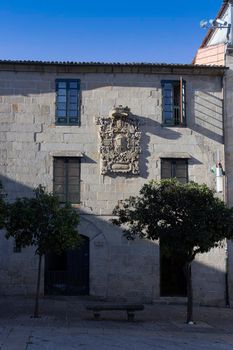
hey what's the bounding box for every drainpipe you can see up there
[224,1,232,306]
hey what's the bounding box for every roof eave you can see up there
[0,60,227,76]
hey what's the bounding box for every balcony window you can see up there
[161,79,186,126]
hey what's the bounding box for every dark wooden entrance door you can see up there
[44,235,89,295]
[160,242,187,297]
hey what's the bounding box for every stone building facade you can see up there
[0,60,227,305]
[194,0,233,307]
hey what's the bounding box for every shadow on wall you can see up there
[0,174,229,307]
[0,175,42,296]
[191,90,224,144]
[0,78,182,180]
[78,209,228,307]
[0,174,34,202]
[0,74,223,140]
[0,70,227,303]
[0,173,161,301]
[82,79,224,146]
[77,211,160,302]
[0,74,223,182]
[138,115,182,179]
[102,114,182,180]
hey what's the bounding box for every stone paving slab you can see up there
[1,325,233,350]
[1,297,233,349]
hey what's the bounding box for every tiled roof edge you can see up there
[0,59,227,69]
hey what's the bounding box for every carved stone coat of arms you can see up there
[96,106,141,175]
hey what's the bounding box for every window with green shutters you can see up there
[53,157,81,203]
[161,158,188,184]
[55,79,80,125]
[161,79,186,126]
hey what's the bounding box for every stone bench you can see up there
[86,303,144,321]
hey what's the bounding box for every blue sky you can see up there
[0,0,222,63]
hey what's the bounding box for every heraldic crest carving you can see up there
[96,105,141,175]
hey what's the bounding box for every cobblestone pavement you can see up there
[1,297,233,349]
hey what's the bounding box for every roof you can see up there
[0,59,226,76]
[200,0,229,48]
[0,59,225,68]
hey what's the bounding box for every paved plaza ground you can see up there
[1,296,233,349]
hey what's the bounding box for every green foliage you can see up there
[113,179,233,262]
[5,185,80,256]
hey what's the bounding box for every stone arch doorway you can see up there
[44,235,90,295]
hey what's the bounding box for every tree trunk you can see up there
[184,261,193,324]
[33,254,42,318]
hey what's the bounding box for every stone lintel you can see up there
[159,152,191,159]
[50,151,85,158]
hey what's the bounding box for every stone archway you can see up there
[78,215,109,298]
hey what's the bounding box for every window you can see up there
[161,158,188,183]
[55,79,80,125]
[161,78,186,126]
[53,157,81,203]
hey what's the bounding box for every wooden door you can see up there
[44,235,89,295]
[160,242,187,297]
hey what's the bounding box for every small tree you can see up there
[112,179,233,323]
[5,185,80,318]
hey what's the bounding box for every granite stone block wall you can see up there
[0,65,226,305]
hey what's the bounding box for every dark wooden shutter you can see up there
[161,159,172,179]
[54,158,66,202]
[161,159,188,183]
[54,157,81,203]
[174,159,188,183]
[67,158,81,203]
